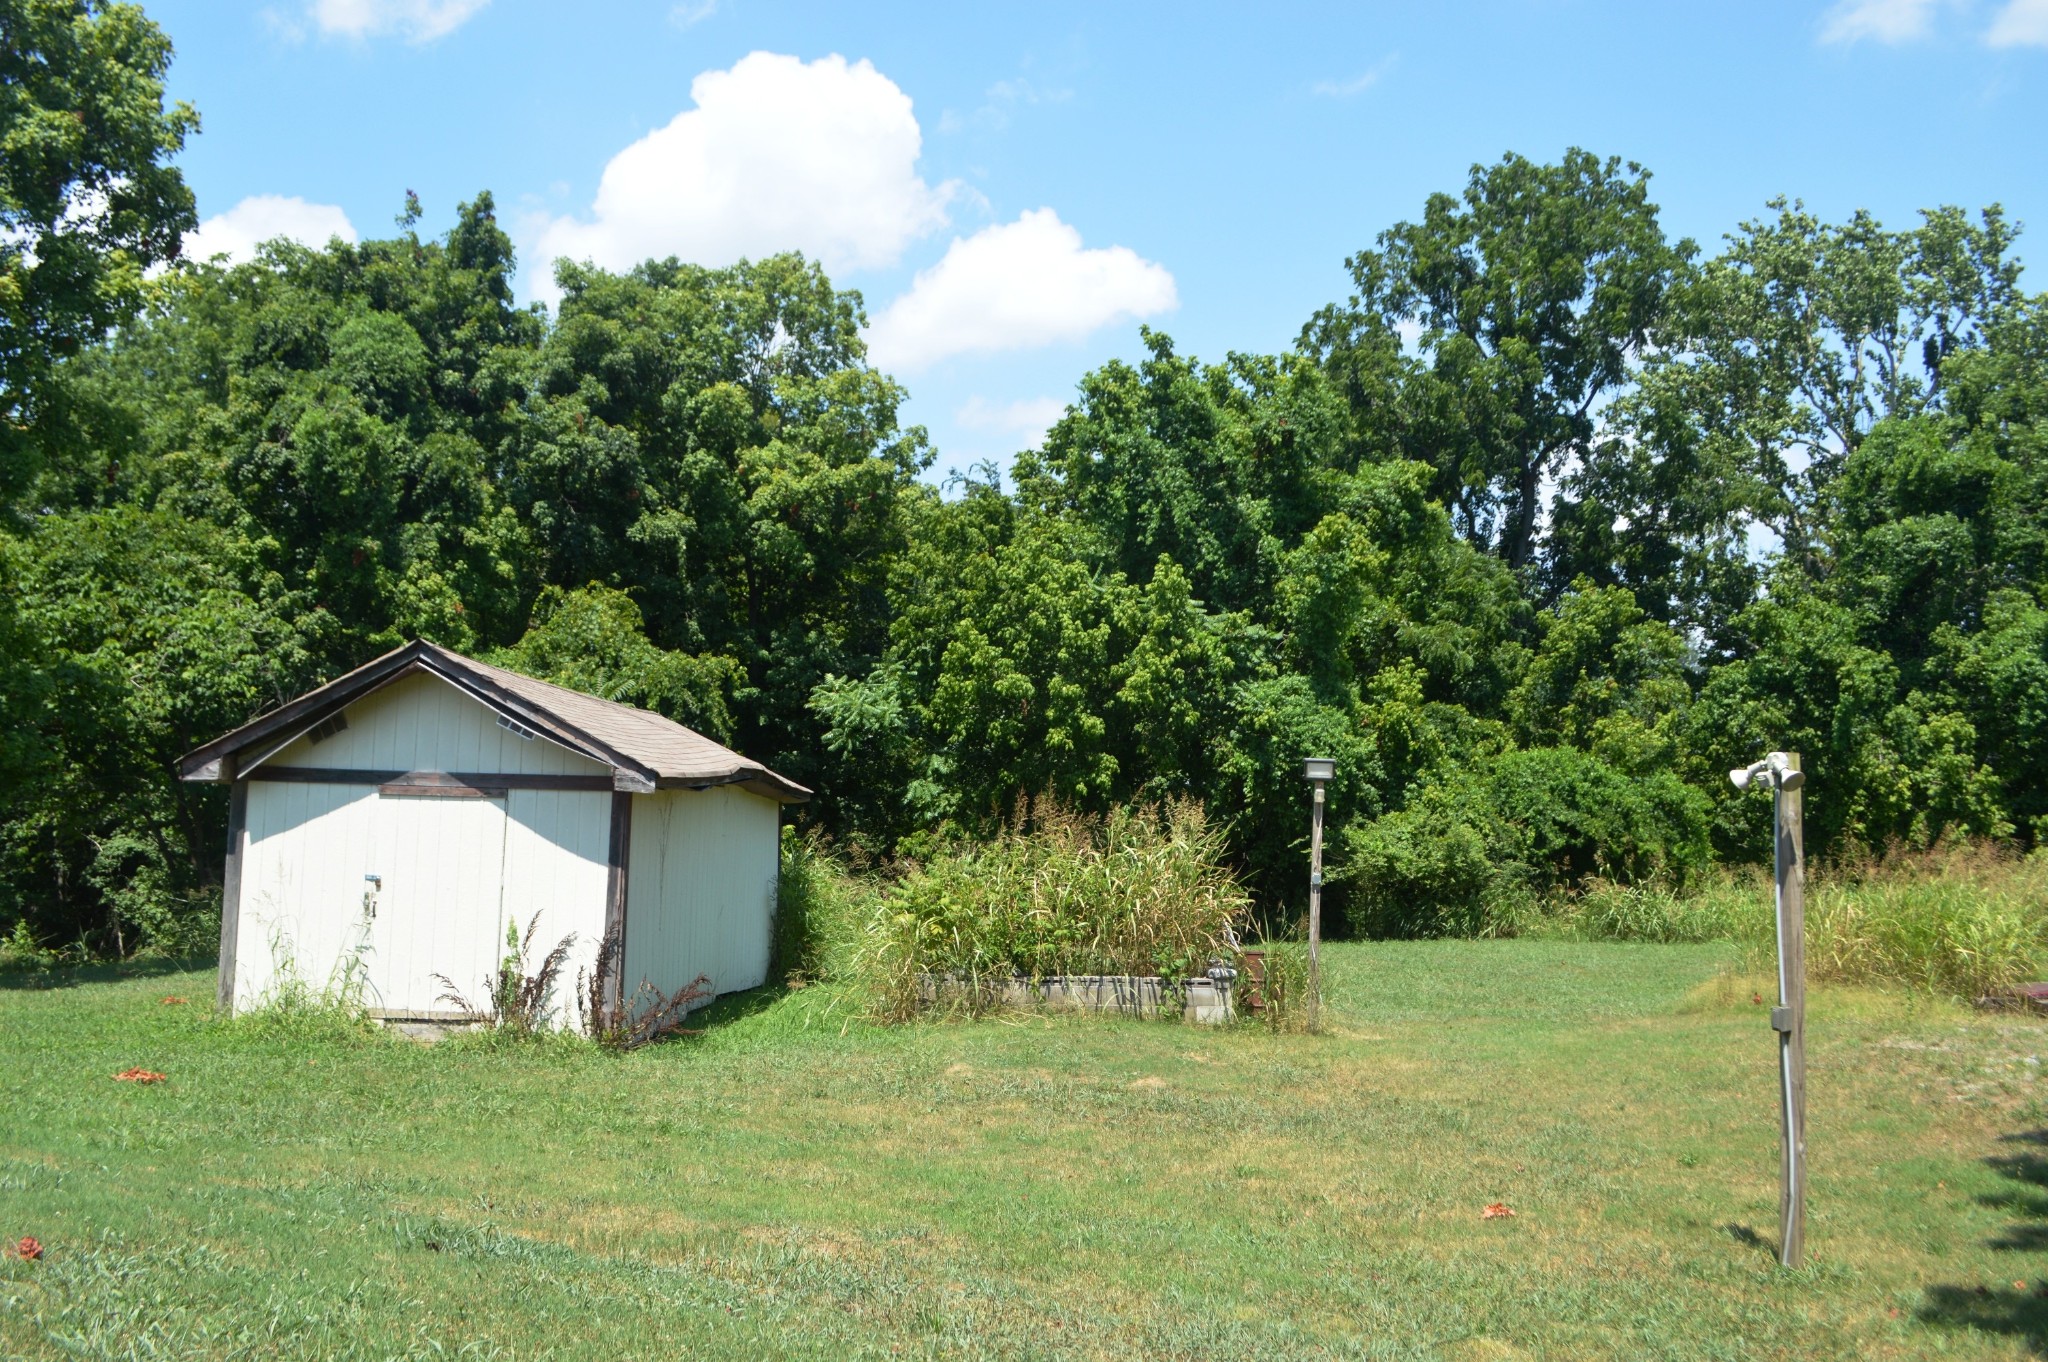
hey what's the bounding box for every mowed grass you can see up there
[5,943,2048,1359]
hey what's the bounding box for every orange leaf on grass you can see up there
[1482,1202,1515,1220]
[159,996,187,1005]
[16,1236,42,1261]
[113,1067,165,1084]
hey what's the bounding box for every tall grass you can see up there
[772,828,878,988]
[857,801,1251,1020]
[1548,843,2048,999]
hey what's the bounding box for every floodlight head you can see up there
[1730,759,1771,791]
[1303,757,1336,784]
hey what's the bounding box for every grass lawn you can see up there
[5,940,2048,1359]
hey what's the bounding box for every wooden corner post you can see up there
[603,789,634,1021]
[1774,752,1807,1268]
[217,780,249,1015]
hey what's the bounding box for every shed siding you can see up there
[262,671,606,775]
[362,791,509,1017]
[227,671,778,1028]
[237,778,381,1010]
[238,777,518,1017]
[624,786,778,1004]
[498,787,613,1027]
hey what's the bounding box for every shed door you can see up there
[360,791,509,1018]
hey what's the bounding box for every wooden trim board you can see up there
[217,780,248,1015]
[603,790,633,1015]
[247,767,615,792]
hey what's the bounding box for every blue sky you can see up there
[150,0,2047,483]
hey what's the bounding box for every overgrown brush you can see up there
[1804,844,2048,999]
[1547,843,2048,999]
[436,913,575,1036]
[1244,936,1313,1032]
[580,927,712,1050]
[857,801,1251,1021]
[1557,877,1768,946]
[772,827,874,987]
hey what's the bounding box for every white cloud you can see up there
[938,74,1074,136]
[304,0,490,41]
[1818,0,1945,44]
[865,209,1176,372]
[526,51,956,301]
[1312,55,1396,98]
[183,195,358,264]
[670,0,716,28]
[1987,0,2048,45]
[956,395,1069,448]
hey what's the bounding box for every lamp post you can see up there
[1730,751,1807,1268]
[1303,757,1335,1032]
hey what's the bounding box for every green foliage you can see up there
[1802,845,2048,999]
[1304,148,1693,571]
[1548,877,1766,947]
[770,827,873,987]
[0,0,198,505]
[1547,845,2048,1002]
[5,113,2048,960]
[487,583,740,741]
[857,802,1250,1020]
[1346,746,1712,937]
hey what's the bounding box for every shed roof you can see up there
[178,639,811,804]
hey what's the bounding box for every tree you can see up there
[1303,149,1692,575]
[0,0,198,505]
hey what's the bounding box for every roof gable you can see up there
[179,640,810,804]
[257,670,609,777]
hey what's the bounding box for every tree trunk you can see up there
[1505,454,1544,570]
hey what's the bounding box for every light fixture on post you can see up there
[1731,750,1808,1268]
[1302,757,1335,1031]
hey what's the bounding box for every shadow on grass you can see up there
[688,982,791,1030]
[1919,1128,2048,1353]
[1722,1222,1769,1252]
[0,954,213,993]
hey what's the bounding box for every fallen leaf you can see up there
[15,1236,42,1261]
[2018,1281,2029,1291]
[113,1067,165,1084]
[159,996,187,1006]
[1752,992,1763,1005]
[1482,1202,1515,1220]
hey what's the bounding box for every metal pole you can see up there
[1308,780,1325,1033]
[1773,752,1807,1268]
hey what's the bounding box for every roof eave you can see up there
[658,769,813,805]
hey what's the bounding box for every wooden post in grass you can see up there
[1303,757,1335,1033]
[1733,749,1806,1268]
[1773,752,1807,1269]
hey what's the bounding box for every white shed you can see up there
[179,640,810,1025]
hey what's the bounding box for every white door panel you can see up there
[361,793,509,1016]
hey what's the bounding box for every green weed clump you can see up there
[1547,844,2048,1000]
[857,801,1251,1021]
[1804,844,2048,999]
[1558,877,1769,946]
[772,828,877,988]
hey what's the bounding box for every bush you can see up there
[1345,746,1713,937]
[1548,844,2048,1001]
[772,827,874,986]
[1805,845,2048,999]
[1550,876,1766,945]
[857,801,1251,1020]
